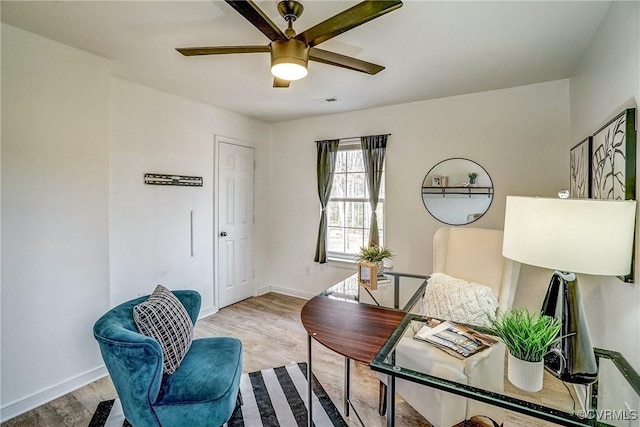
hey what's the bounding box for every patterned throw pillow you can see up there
[133,285,193,375]
[421,272,500,327]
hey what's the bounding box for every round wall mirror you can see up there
[421,158,493,225]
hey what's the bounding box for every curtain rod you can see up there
[314,133,391,143]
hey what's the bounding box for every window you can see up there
[327,144,385,259]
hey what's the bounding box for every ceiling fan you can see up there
[176,0,403,88]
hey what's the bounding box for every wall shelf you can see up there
[422,186,493,198]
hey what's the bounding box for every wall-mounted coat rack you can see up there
[144,173,203,187]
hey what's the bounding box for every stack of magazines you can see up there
[414,319,498,359]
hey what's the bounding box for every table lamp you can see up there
[502,195,636,383]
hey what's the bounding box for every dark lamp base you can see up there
[540,271,598,385]
[544,351,597,384]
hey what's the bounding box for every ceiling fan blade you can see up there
[225,0,286,42]
[295,0,402,48]
[176,45,270,56]
[310,48,384,75]
[273,77,291,88]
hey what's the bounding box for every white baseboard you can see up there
[257,285,271,296]
[267,285,314,300]
[199,304,218,319]
[1,365,108,423]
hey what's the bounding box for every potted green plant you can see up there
[355,244,394,276]
[468,172,478,185]
[489,307,561,392]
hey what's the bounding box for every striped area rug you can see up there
[89,362,346,427]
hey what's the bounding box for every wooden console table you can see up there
[300,272,428,426]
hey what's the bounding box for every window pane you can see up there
[379,173,385,199]
[345,201,365,228]
[328,227,345,253]
[335,151,347,173]
[347,172,367,198]
[346,228,365,254]
[347,150,364,172]
[327,201,343,227]
[363,203,370,229]
[331,174,346,198]
[326,146,385,257]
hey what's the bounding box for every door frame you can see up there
[213,135,257,311]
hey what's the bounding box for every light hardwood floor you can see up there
[2,293,573,426]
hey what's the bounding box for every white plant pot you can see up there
[507,352,544,392]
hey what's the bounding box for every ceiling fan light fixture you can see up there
[270,39,309,81]
[271,62,307,81]
[178,0,403,87]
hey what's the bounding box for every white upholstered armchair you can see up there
[379,227,521,426]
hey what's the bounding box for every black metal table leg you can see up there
[386,374,395,427]
[307,333,313,427]
[344,356,350,416]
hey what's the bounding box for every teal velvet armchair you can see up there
[93,290,243,427]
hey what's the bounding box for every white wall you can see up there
[2,0,638,420]
[1,25,111,418]
[268,80,569,303]
[569,0,640,374]
[0,25,272,421]
[109,78,271,312]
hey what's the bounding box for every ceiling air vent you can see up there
[313,96,340,104]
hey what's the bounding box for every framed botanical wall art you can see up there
[590,108,637,283]
[569,137,591,198]
[591,108,636,200]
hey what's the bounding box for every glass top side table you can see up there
[319,271,428,312]
[371,314,640,427]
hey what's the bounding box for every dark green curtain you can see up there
[314,139,340,263]
[361,134,388,247]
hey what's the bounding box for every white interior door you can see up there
[217,140,255,308]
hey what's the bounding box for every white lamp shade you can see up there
[503,196,637,275]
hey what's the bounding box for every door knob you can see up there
[220,231,228,237]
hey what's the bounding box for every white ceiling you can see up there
[1,1,611,123]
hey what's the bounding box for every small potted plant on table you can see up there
[489,307,561,392]
[355,244,394,275]
[355,244,394,289]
